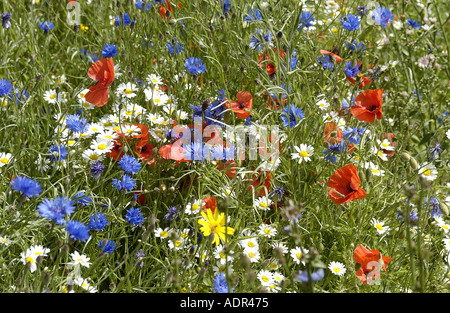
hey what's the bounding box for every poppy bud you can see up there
[42,271,51,286]
[441,203,449,216]
[409,157,418,170]
[400,152,411,162]
[220,15,225,20]
[224,12,229,18]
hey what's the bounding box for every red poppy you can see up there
[217,160,237,178]
[345,61,372,89]
[328,164,366,205]
[350,89,383,123]
[85,57,115,107]
[202,197,217,213]
[258,48,285,76]
[319,49,343,63]
[224,91,253,119]
[248,170,273,197]
[158,144,187,161]
[323,122,343,145]
[354,244,392,285]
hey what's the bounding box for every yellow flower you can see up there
[198,209,234,246]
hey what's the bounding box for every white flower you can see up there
[69,251,91,268]
[435,216,450,232]
[43,89,64,104]
[363,162,385,176]
[272,242,288,255]
[291,144,314,163]
[378,139,395,151]
[257,270,274,287]
[154,227,171,239]
[185,199,203,215]
[328,261,347,276]
[82,149,105,163]
[372,218,390,234]
[214,244,234,265]
[446,129,450,140]
[316,98,330,111]
[168,238,186,250]
[35,155,50,173]
[0,152,13,167]
[418,163,438,181]
[239,236,259,251]
[90,138,114,155]
[253,196,273,210]
[74,277,97,293]
[258,224,277,238]
[0,236,11,246]
[290,247,308,265]
[243,248,260,263]
[117,82,138,98]
[147,74,163,86]
[443,238,450,251]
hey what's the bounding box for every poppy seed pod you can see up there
[440,202,449,216]
[400,152,411,162]
[409,157,418,170]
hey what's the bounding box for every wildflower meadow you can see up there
[0,0,449,298]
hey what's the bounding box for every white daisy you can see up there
[372,218,390,234]
[43,89,63,104]
[69,251,91,268]
[185,199,203,215]
[291,144,314,163]
[378,139,395,151]
[258,224,277,238]
[117,82,138,98]
[147,74,163,86]
[154,227,171,239]
[0,236,11,246]
[363,161,385,176]
[253,196,273,210]
[257,270,274,287]
[82,149,105,163]
[328,261,346,276]
[316,98,330,110]
[243,248,261,263]
[214,244,234,265]
[418,163,438,181]
[239,237,259,251]
[90,138,114,155]
[290,247,308,265]
[435,216,450,233]
[0,152,13,167]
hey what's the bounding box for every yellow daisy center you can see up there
[259,202,268,208]
[376,224,383,231]
[296,252,302,259]
[50,94,56,99]
[333,267,340,273]
[299,151,309,157]
[26,257,34,264]
[124,89,133,94]
[89,154,99,160]
[262,276,269,282]
[1,158,9,164]
[423,169,431,176]
[98,144,107,150]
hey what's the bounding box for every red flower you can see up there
[248,170,273,197]
[350,89,383,123]
[85,58,115,107]
[345,61,372,89]
[224,91,253,119]
[202,197,217,213]
[323,122,343,145]
[328,164,366,205]
[217,160,237,178]
[258,48,285,76]
[319,49,343,63]
[354,244,392,285]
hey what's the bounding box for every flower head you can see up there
[11,176,42,198]
[372,7,394,27]
[198,209,234,246]
[185,57,206,75]
[66,220,90,242]
[341,14,361,31]
[88,213,109,231]
[328,164,367,205]
[281,104,304,128]
[350,89,383,123]
[102,44,118,58]
[37,196,76,225]
[125,207,144,227]
[118,154,142,174]
[213,272,233,293]
[0,79,13,97]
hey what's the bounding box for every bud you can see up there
[400,152,411,162]
[409,157,418,170]
[441,202,449,216]
[42,271,51,286]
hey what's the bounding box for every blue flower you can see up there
[37,196,76,225]
[291,48,298,70]
[297,12,314,30]
[167,37,184,55]
[341,14,360,31]
[185,57,207,75]
[11,176,42,198]
[425,197,441,218]
[372,7,393,27]
[118,155,142,175]
[66,114,89,133]
[9,88,30,105]
[297,268,325,283]
[407,18,421,29]
[88,213,109,231]
[115,13,134,26]
[317,55,334,70]
[343,126,366,144]
[213,272,234,293]
[345,41,365,53]
[112,174,136,191]
[343,61,360,78]
[164,206,179,223]
[73,191,92,206]
[2,12,11,29]
[125,207,144,227]
[65,220,90,242]
[89,161,104,179]
[249,29,272,51]
[0,79,13,97]
[221,0,231,14]
[281,104,304,128]
[183,141,206,161]
[38,21,55,32]
[102,44,118,58]
[98,240,116,254]
[244,8,262,23]
[48,144,68,162]
[429,142,441,159]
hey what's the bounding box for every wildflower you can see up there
[117,82,138,99]
[343,61,360,78]
[297,268,325,283]
[435,216,450,233]
[74,278,97,293]
[429,142,441,159]
[316,98,330,110]
[291,144,314,163]
[66,220,90,242]
[239,237,259,251]
[98,240,116,254]
[0,236,10,246]
[0,79,13,97]
[88,213,109,231]
[418,163,438,181]
[224,91,253,119]
[112,174,136,191]
[21,246,50,272]
[254,196,273,210]
[364,162,385,177]
[244,8,262,26]
[328,164,367,205]
[89,161,104,179]
[48,144,68,162]
[185,199,203,215]
[198,208,235,246]
[317,54,335,70]
[281,104,304,128]
[354,244,392,285]
[185,57,206,75]
[372,218,390,234]
[343,127,365,144]
[114,13,133,26]
[91,138,114,155]
[258,224,277,238]
[154,227,171,239]
[297,11,315,30]
[69,251,91,268]
[425,197,442,217]
[118,155,141,174]
[269,185,285,202]
[37,197,76,225]
[243,248,261,263]
[167,37,184,55]
[164,206,180,223]
[290,247,309,265]
[407,18,421,29]
[213,272,233,293]
[341,14,360,31]
[328,261,347,276]
[66,114,90,133]
[258,270,274,287]
[346,41,365,53]
[38,21,55,32]
[11,176,42,198]
[372,7,394,27]
[125,207,144,227]
[85,57,115,107]
[102,44,118,58]
[2,12,11,29]
[350,89,383,123]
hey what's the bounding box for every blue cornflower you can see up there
[281,104,304,128]
[429,142,441,159]
[322,142,348,163]
[125,207,144,227]
[102,44,118,58]
[317,55,334,70]
[213,272,234,293]
[37,196,76,225]
[341,14,360,31]
[48,144,68,162]
[297,268,325,283]
[414,90,422,99]
[341,96,356,110]
[269,185,285,202]
[115,13,134,26]
[372,7,394,27]
[184,141,205,161]
[112,174,136,191]
[118,155,142,174]
[2,12,11,29]
[0,79,13,97]
[221,0,231,14]
[204,98,226,126]
[343,61,360,78]
[135,0,145,9]
[438,111,448,124]
[89,161,104,179]
[88,213,109,231]
[345,41,365,53]
[244,8,262,24]
[164,206,179,223]
[38,21,55,32]
[185,57,207,75]
[73,191,92,206]
[249,29,272,51]
[190,104,203,117]
[357,6,367,17]
[9,88,30,105]
[425,197,441,218]
[98,240,116,254]
[343,126,365,144]
[297,12,314,30]
[167,37,184,55]
[407,18,421,29]
[291,48,298,70]
[11,176,42,198]
[66,114,89,133]
[65,220,90,242]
